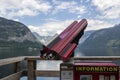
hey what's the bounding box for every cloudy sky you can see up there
[0,0,120,36]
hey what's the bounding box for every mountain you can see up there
[0,17,43,78]
[0,17,41,48]
[80,24,120,48]
[79,30,95,44]
[33,32,52,44]
[33,30,95,46]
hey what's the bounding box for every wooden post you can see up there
[27,60,36,80]
[14,62,21,80]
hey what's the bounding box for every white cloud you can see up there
[92,0,120,19]
[0,0,52,18]
[86,19,114,31]
[28,19,73,36]
[0,0,87,19]
[28,18,114,36]
[13,18,19,21]
[103,6,120,19]
[80,0,90,3]
[52,1,86,15]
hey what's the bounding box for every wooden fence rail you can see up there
[0,56,120,80]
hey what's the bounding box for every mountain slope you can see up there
[0,17,41,48]
[0,17,43,79]
[33,32,52,44]
[80,24,120,48]
[79,30,95,44]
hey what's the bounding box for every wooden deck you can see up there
[0,56,120,80]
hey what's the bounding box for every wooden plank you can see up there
[25,56,47,60]
[25,56,120,61]
[21,70,60,77]
[35,70,60,77]
[0,71,22,80]
[14,62,21,80]
[1,56,120,66]
[27,60,36,80]
[1,56,120,67]
[25,56,62,61]
[14,62,21,73]
[0,57,25,66]
[74,56,120,60]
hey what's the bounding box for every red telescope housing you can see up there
[40,19,88,60]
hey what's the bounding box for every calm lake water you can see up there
[75,48,120,67]
[0,47,120,80]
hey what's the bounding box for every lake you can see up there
[0,47,120,80]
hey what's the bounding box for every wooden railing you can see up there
[1,56,120,80]
[0,56,60,80]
